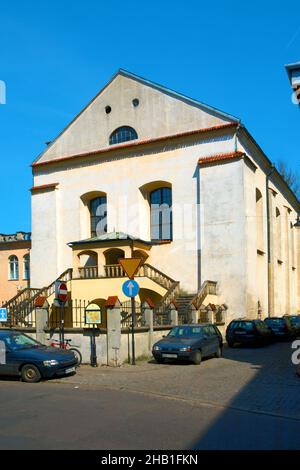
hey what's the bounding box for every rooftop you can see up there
[0,232,31,243]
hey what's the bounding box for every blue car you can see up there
[152,324,223,365]
[0,329,78,383]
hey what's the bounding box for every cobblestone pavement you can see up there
[52,342,300,419]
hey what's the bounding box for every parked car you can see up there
[284,315,300,337]
[226,319,273,347]
[264,317,296,341]
[0,329,78,383]
[152,324,223,365]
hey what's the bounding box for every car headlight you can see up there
[179,347,192,352]
[43,360,59,367]
[153,345,161,351]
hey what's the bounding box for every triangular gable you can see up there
[34,69,239,165]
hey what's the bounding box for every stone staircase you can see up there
[175,293,197,321]
[1,268,73,327]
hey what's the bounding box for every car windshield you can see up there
[230,321,254,331]
[1,333,41,351]
[265,319,285,326]
[168,326,203,338]
[288,317,300,326]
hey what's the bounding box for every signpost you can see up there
[0,308,7,323]
[119,258,142,366]
[55,281,68,346]
[85,303,102,367]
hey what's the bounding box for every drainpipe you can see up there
[266,165,275,317]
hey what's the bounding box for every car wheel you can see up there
[193,350,202,365]
[69,348,82,366]
[215,346,222,358]
[21,364,42,383]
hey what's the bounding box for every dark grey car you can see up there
[152,324,223,365]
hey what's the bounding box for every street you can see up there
[0,342,299,450]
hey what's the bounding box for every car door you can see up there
[0,339,19,376]
[207,325,220,354]
[201,326,213,356]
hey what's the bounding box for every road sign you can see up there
[122,279,140,298]
[118,258,142,279]
[56,281,68,303]
[0,308,7,322]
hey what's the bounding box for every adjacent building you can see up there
[0,232,31,305]
[286,61,300,104]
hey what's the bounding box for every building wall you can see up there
[37,73,231,164]
[0,242,31,305]
[31,130,236,291]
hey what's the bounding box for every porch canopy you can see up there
[68,232,152,279]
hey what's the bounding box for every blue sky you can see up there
[0,0,299,233]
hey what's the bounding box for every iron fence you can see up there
[48,299,91,329]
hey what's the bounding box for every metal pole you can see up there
[131,296,136,365]
[61,301,65,346]
[91,324,97,367]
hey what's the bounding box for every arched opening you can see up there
[132,250,149,263]
[78,250,98,279]
[9,255,19,280]
[138,288,162,306]
[109,126,138,145]
[256,188,264,252]
[104,248,125,265]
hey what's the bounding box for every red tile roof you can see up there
[106,296,120,307]
[144,297,155,308]
[30,183,59,193]
[198,151,245,165]
[35,296,47,308]
[32,122,238,169]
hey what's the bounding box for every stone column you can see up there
[189,304,199,324]
[205,305,214,323]
[35,297,49,344]
[106,296,122,367]
[142,298,154,353]
[168,301,178,326]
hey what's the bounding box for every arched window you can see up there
[90,196,107,237]
[150,187,172,241]
[256,189,264,252]
[9,255,19,280]
[23,254,30,280]
[109,126,138,145]
[276,207,282,260]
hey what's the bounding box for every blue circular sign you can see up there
[122,279,140,298]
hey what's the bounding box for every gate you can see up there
[120,300,145,328]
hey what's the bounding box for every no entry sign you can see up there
[55,281,68,303]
